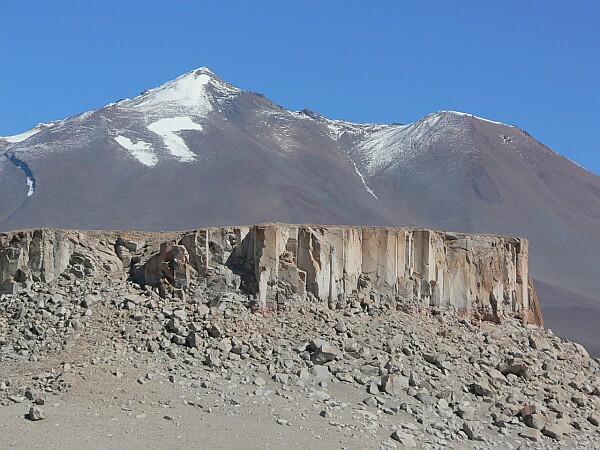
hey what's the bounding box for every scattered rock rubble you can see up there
[0,225,597,448]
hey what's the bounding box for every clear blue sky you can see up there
[1,1,599,174]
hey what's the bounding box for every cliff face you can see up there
[0,229,122,294]
[0,224,542,325]
[0,229,80,292]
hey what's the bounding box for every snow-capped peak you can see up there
[125,66,241,114]
[108,67,246,167]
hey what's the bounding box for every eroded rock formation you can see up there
[0,224,543,326]
[0,229,122,293]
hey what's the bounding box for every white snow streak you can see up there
[26,178,34,197]
[147,117,202,162]
[349,156,379,201]
[114,136,158,167]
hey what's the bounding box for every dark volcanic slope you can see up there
[0,70,393,231]
[1,67,599,354]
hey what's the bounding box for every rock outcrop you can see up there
[0,224,543,326]
[0,229,122,294]
[0,230,73,293]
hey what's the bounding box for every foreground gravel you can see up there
[1,272,599,449]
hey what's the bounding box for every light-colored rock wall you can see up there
[237,225,532,323]
[0,229,122,294]
[0,224,542,325]
[0,230,74,292]
[163,224,537,324]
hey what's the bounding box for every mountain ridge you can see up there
[1,67,599,355]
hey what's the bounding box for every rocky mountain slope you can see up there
[0,226,599,449]
[1,67,599,355]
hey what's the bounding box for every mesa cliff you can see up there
[0,223,543,326]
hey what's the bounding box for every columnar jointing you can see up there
[142,224,541,325]
[243,225,537,323]
[0,224,543,326]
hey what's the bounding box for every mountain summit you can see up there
[124,66,240,116]
[1,68,599,354]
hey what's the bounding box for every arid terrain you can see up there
[1,225,599,449]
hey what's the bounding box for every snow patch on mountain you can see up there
[440,110,512,127]
[354,125,411,176]
[2,122,57,144]
[4,128,41,144]
[126,67,240,117]
[133,72,212,112]
[355,112,482,176]
[114,136,157,167]
[26,178,34,197]
[326,121,361,140]
[147,117,203,162]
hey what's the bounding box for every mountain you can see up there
[1,67,599,355]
